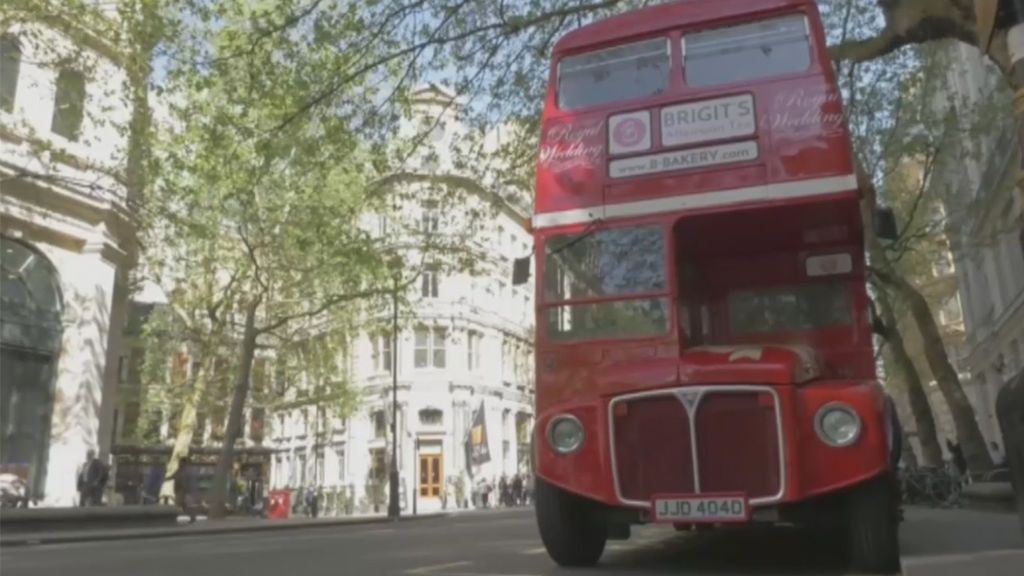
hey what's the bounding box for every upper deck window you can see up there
[683,14,811,88]
[558,38,670,110]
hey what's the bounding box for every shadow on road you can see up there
[551,526,852,576]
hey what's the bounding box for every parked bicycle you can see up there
[899,463,964,508]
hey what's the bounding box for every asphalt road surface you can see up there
[3,507,1021,576]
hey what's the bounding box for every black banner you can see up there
[466,401,490,466]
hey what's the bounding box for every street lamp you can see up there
[388,267,401,520]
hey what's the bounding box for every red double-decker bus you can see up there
[516,0,902,573]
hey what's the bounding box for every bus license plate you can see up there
[651,494,749,523]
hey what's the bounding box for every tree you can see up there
[144,1,505,517]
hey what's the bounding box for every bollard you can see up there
[996,367,1024,533]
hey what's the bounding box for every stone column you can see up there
[43,246,120,506]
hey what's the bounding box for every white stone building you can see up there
[939,43,1024,462]
[1,12,134,505]
[269,85,535,514]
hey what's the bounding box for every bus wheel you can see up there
[846,474,900,574]
[535,477,606,567]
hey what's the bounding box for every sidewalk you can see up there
[900,506,1024,576]
[1,511,449,547]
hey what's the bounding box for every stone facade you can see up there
[268,86,535,514]
[939,42,1024,463]
[1,20,133,505]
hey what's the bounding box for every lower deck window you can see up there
[545,298,669,342]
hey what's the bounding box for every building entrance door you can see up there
[418,454,442,498]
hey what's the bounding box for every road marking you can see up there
[520,547,547,555]
[405,561,472,574]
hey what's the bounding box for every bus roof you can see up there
[553,0,815,54]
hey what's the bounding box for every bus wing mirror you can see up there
[512,257,531,286]
[874,207,899,241]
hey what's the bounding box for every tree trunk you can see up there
[858,163,993,474]
[884,270,995,473]
[159,354,213,502]
[876,288,944,467]
[208,301,260,518]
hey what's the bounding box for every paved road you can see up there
[2,507,1021,576]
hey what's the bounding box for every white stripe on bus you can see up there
[531,173,858,229]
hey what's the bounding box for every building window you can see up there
[939,294,963,325]
[379,214,389,237]
[421,265,439,298]
[373,333,393,373]
[1018,226,1024,264]
[0,35,20,113]
[296,451,307,486]
[249,407,265,444]
[414,326,446,368]
[467,330,482,371]
[372,410,387,439]
[421,200,439,233]
[419,408,443,426]
[122,401,140,440]
[933,251,954,277]
[117,355,129,383]
[51,68,86,141]
[336,448,346,482]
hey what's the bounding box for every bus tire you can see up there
[846,473,901,574]
[535,477,606,567]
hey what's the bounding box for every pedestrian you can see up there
[946,438,968,478]
[511,474,523,507]
[77,450,105,506]
[498,475,508,508]
[143,464,163,505]
[523,474,533,506]
[170,456,196,524]
[306,485,319,518]
[481,480,491,509]
[92,457,109,506]
[76,451,93,507]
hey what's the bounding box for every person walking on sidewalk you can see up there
[498,475,508,508]
[305,485,319,518]
[170,456,196,524]
[77,450,105,506]
[511,474,523,507]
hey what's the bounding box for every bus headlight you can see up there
[815,403,861,447]
[547,415,584,454]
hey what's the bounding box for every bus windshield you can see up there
[543,224,667,301]
[543,224,668,343]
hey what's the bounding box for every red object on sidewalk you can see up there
[267,490,291,519]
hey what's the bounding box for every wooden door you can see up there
[419,454,442,498]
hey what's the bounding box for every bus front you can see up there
[525,1,902,574]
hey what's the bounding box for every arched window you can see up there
[1,237,64,499]
[0,34,21,113]
[419,408,443,426]
[1,237,63,349]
